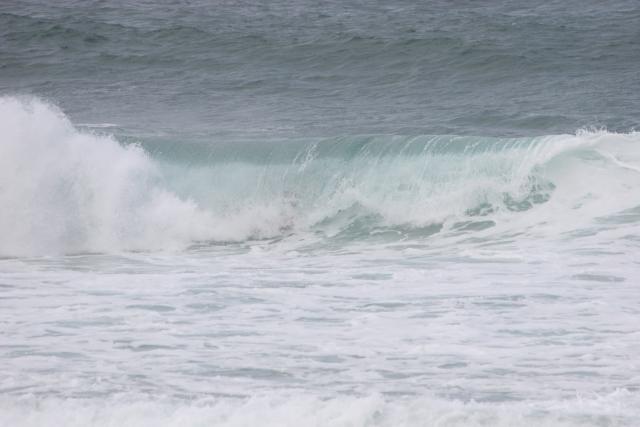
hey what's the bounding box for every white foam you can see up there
[1,391,637,427]
[0,97,228,255]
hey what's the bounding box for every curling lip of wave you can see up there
[0,96,639,256]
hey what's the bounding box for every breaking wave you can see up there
[1,96,639,255]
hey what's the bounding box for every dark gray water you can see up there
[2,0,639,139]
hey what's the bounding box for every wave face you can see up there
[1,96,639,256]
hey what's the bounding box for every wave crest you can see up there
[1,96,638,255]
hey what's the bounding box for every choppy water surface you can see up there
[1,239,640,425]
[1,0,640,425]
[1,0,639,138]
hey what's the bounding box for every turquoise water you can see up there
[1,1,639,426]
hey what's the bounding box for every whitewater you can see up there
[2,97,640,255]
[1,96,639,426]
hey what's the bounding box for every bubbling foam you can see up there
[0,97,220,255]
[1,391,637,427]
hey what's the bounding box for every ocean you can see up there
[1,1,639,426]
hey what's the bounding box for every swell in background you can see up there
[1,0,639,138]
